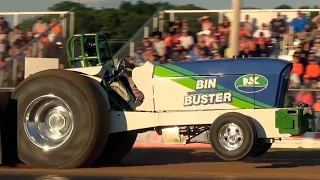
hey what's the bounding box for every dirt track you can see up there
[1,148,320,179]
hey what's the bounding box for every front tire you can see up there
[249,142,272,158]
[209,112,257,161]
[12,70,109,168]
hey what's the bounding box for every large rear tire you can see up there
[96,131,137,166]
[12,69,109,168]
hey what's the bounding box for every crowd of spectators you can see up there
[128,10,320,111]
[0,16,63,86]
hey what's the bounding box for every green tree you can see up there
[275,4,293,9]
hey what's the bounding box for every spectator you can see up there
[133,48,145,67]
[188,44,201,61]
[270,12,287,38]
[36,34,50,58]
[0,16,9,60]
[238,45,253,58]
[152,35,166,58]
[242,14,253,34]
[217,35,228,58]
[151,27,162,39]
[48,18,62,42]
[255,38,269,57]
[26,29,34,42]
[312,93,320,111]
[32,17,48,37]
[295,86,314,106]
[179,29,194,50]
[314,39,320,57]
[143,38,151,49]
[300,25,314,43]
[253,23,271,39]
[221,17,231,35]
[171,48,181,62]
[198,49,208,60]
[144,47,155,61]
[169,17,182,35]
[291,10,310,34]
[8,26,21,46]
[311,11,320,24]
[198,16,213,31]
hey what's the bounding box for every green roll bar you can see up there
[66,33,115,68]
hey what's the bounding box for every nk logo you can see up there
[234,74,268,93]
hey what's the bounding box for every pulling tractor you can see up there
[0,33,316,168]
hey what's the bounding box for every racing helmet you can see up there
[84,38,97,56]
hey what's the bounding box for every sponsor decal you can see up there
[184,78,233,106]
[234,74,268,93]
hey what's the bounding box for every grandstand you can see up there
[118,8,320,112]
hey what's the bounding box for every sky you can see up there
[0,0,318,12]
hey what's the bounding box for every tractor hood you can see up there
[157,58,292,77]
[153,58,293,109]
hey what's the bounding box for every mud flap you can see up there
[0,91,17,165]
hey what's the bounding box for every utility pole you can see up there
[229,0,243,58]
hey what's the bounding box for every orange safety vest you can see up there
[295,92,314,106]
[291,63,304,75]
[305,64,320,78]
[50,23,62,35]
[313,102,320,112]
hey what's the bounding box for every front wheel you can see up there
[209,112,257,161]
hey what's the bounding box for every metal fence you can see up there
[113,9,163,61]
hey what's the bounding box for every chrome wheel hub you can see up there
[23,94,74,151]
[218,123,244,151]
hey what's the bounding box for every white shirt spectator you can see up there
[153,39,166,56]
[253,24,271,38]
[179,35,194,49]
[179,29,194,49]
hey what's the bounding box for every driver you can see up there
[73,38,98,68]
[83,38,99,66]
[106,58,144,109]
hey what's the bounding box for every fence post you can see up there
[158,11,164,32]
[13,14,19,27]
[218,12,224,24]
[129,42,135,57]
[169,12,175,21]
[61,14,67,38]
[153,17,158,30]
[144,27,149,38]
[69,12,75,37]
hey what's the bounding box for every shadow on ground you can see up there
[117,148,320,169]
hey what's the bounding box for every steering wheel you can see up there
[116,58,126,71]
